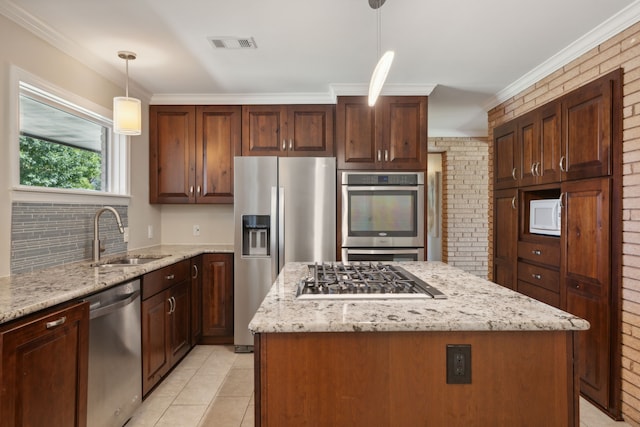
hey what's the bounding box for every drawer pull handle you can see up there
[289,139,293,150]
[511,196,517,210]
[46,316,66,329]
[377,150,382,162]
[165,274,175,280]
[532,274,542,280]
[384,150,389,162]
[282,139,286,151]
[192,264,199,279]
[559,156,567,172]
[530,163,536,175]
[512,167,517,181]
[532,250,541,256]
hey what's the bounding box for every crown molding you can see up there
[329,83,437,99]
[150,92,336,105]
[484,0,640,111]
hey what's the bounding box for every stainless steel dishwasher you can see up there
[86,279,142,427]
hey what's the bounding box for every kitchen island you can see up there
[249,262,590,427]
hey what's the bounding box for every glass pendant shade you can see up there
[368,50,394,107]
[113,96,141,135]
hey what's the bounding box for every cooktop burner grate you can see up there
[296,262,446,300]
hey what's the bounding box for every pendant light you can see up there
[113,51,141,135]
[368,0,394,107]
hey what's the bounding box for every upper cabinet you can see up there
[493,69,620,189]
[336,96,427,170]
[149,105,241,204]
[241,105,334,157]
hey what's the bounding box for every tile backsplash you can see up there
[11,202,128,274]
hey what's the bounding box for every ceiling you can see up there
[2,0,639,136]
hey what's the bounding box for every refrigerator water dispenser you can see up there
[242,215,270,256]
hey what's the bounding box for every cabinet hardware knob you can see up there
[532,250,541,255]
[559,156,567,172]
[165,274,175,280]
[511,196,517,210]
[512,167,517,181]
[192,264,199,279]
[532,274,542,280]
[46,316,67,329]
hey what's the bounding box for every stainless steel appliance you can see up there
[234,156,336,351]
[85,280,141,427]
[341,171,425,261]
[296,262,446,300]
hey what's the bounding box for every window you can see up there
[17,81,127,196]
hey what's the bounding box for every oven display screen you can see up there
[349,191,416,236]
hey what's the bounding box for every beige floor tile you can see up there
[198,396,251,427]
[217,368,254,397]
[240,402,255,427]
[580,398,632,427]
[232,353,254,369]
[179,346,216,369]
[154,404,208,427]
[173,374,226,405]
[152,367,198,397]
[126,394,174,427]
[198,348,238,375]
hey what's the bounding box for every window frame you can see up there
[10,67,130,204]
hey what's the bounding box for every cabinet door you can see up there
[561,74,613,180]
[196,106,241,203]
[201,253,234,341]
[169,280,191,364]
[379,96,427,170]
[493,188,518,290]
[0,301,89,427]
[149,105,196,203]
[190,256,203,345]
[517,110,539,187]
[336,96,377,169]
[142,291,170,396]
[494,121,519,189]
[561,177,611,407]
[287,105,334,157]
[241,105,287,156]
[538,103,561,184]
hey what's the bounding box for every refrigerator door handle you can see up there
[270,186,278,282]
[278,186,285,273]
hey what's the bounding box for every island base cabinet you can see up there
[255,331,578,427]
[0,301,89,427]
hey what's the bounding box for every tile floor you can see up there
[128,345,632,427]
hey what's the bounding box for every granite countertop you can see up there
[0,244,233,325]
[248,261,590,333]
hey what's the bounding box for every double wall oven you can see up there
[341,171,425,262]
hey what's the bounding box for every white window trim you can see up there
[9,66,130,205]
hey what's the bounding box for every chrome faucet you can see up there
[93,206,125,262]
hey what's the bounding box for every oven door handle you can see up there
[343,185,422,192]
[345,249,422,255]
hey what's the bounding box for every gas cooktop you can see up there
[296,262,446,300]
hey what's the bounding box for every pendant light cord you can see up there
[125,58,129,98]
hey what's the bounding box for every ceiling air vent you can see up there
[208,37,257,49]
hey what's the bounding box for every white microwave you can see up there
[529,199,561,236]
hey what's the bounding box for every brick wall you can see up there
[429,137,489,278]
[487,22,640,426]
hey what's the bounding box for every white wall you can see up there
[160,205,234,245]
[0,14,161,276]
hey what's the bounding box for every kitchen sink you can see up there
[93,255,170,268]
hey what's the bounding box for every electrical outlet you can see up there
[123,227,129,243]
[147,225,154,239]
[193,224,200,236]
[446,344,471,384]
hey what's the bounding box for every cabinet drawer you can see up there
[517,262,559,293]
[142,260,190,299]
[517,280,560,308]
[518,240,560,266]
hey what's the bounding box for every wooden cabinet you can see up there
[336,96,427,170]
[0,301,89,427]
[149,105,241,204]
[241,105,334,157]
[201,253,234,343]
[491,68,623,418]
[562,177,612,406]
[141,260,192,396]
[190,255,203,345]
[492,188,518,290]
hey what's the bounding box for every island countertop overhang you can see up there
[248,261,590,334]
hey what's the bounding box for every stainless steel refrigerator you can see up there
[233,156,336,351]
